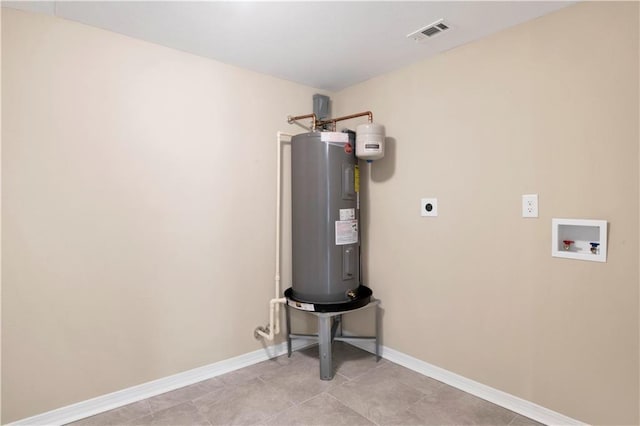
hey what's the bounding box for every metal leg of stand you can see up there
[375,303,381,361]
[285,303,292,358]
[318,315,333,380]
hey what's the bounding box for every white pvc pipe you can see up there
[255,131,292,341]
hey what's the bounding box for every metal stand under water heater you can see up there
[284,110,385,380]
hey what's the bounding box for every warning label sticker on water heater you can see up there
[288,299,315,311]
[339,208,355,220]
[335,220,358,245]
[320,132,348,143]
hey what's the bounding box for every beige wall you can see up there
[335,2,639,425]
[2,2,639,425]
[1,8,322,422]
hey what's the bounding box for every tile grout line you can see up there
[255,375,299,408]
[122,399,153,426]
[506,412,522,426]
[258,393,303,425]
[323,392,379,426]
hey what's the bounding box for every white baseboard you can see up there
[345,339,585,426]
[11,338,585,426]
[8,340,311,426]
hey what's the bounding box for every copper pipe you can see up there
[316,111,373,130]
[287,110,373,132]
[287,113,317,131]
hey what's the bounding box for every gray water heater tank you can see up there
[291,131,360,303]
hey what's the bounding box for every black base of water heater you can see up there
[284,285,372,313]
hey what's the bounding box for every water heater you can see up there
[290,131,360,304]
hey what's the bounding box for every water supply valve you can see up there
[563,240,574,251]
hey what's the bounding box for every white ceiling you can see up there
[3,1,574,91]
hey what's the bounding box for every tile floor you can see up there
[69,342,543,426]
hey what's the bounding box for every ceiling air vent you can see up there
[407,19,451,42]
